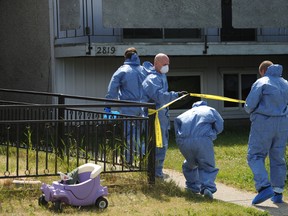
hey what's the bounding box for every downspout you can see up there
[203,35,209,54]
[85,0,92,55]
[86,26,92,55]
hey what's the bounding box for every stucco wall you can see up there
[0,0,51,103]
[232,0,288,28]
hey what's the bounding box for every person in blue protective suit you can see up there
[174,101,223,199]
[105,47,147,164]
[142,53,188,179]
[244,60,288,205]
[106,47,146,110]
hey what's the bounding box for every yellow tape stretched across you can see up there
[148,94,187,148]
[189,93,246,104]
[148,93,245,148]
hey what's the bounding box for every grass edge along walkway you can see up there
[164,168,288,216]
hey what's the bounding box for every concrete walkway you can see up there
[164,169,288,216]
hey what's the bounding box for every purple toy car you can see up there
[39,163,108,212]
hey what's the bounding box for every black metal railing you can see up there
[0,88,156,183]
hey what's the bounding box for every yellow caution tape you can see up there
[148,94,189,148]
[154,112,162,148]
[148,109,162,147]
[190,93,246,104]
[149,93,245,148]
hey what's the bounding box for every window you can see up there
[165,29,201,39]
[223,74,239,107]
[223,73,257,108]
[167,75,201,110]
[123,28,201,40]
[123,29,162,39]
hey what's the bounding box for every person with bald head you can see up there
[245,60,288,205]
[142,53,188,179]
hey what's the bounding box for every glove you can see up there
[178,91,188,97]
[104,107,111,113]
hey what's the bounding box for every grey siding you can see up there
[52,55,288,119]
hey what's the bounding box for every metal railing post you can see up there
[57,95,65,158]
[147,105,156,184]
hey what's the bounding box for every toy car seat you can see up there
[77,163,102,182]
[39,163,108,212]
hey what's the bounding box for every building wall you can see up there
[53,54,288,119]
[1,0,288,118]
[0,0,51,103]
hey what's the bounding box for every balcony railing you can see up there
[53,0,288,45]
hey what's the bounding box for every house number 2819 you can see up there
[95,46,116,55]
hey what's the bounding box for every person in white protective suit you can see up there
[105,47,147,164]
[174,101,223,199]
[142,53,188,179]
[245,61,288,205]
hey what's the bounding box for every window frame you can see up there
[122,28,204,42]
[167,70,203,116]
[220,68,258,110]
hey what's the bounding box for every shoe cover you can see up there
[203,189,213,199]
[271,194,283,203]
[252,186,274,205]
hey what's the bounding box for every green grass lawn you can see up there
[0,173,269,216]
[165,121,288,197]
[0,121,278,215]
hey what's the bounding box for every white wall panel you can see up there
[53,55,288,119]
[54,57,122,103]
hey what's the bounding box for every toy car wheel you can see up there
[54,201,63,213]
[38,194,48,206]
[96,197,108,209]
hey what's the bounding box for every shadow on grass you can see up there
[36,176,211,214]
[255,202,288,216]
[140,178,211,204]
[102,172,211,203]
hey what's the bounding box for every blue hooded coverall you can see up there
[174,101,224,193]
[244,64,288,193]
[106,53,147,163]
[142,61,179,178]
[106,53,146,115]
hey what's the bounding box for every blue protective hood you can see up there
[265,64,283,77]
[142,61,156,73]
[192,100,207,108]
[124,53,140,66]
